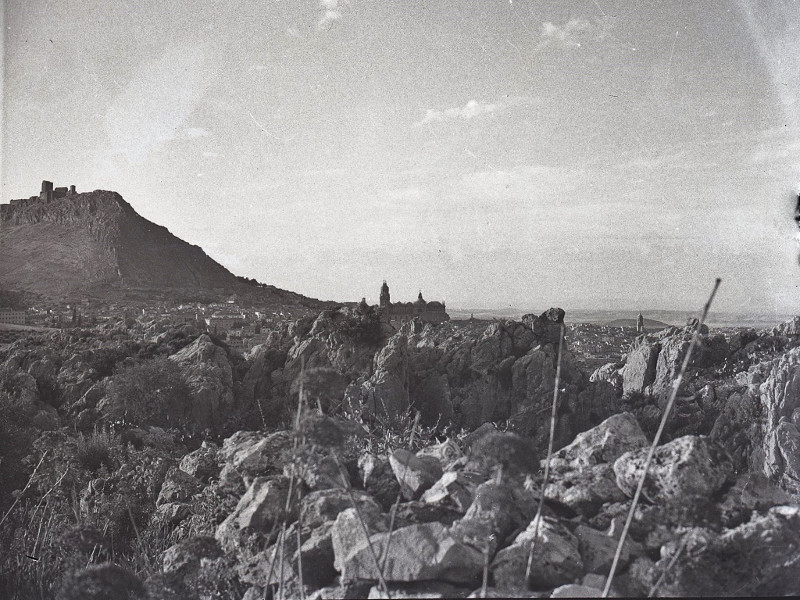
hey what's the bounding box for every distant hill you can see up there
[0,188,330,309]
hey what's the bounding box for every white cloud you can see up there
[101,44,213,164]
[184,127,211,138]
[538,18,593,49]
[415,96,534,127]
[317,0,348,31]
[459,165,589,202]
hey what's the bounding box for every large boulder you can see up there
[332,505,390,574]
[751,346,800,495]
[621,340,659,396]
[156,466,201,506]
[544,413,648,516]
[491,515,583,590]
[549,412,649,470]
[179,442,220,483]
[169,334,234,430]
[215,477,296,553]
[614,435,733,503]
[390,449,443,500]
[657,505,800,596]
[227,430,293,483]
[338,522,484,586]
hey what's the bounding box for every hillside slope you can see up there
[0,190,322,307]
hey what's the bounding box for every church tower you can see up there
[379,280,391,309]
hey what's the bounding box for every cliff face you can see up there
[1,190,253,297]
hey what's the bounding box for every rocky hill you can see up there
[0,189,323,308]
[1,308,800,597]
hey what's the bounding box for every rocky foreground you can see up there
[1,306,800,598]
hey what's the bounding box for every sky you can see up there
[2,0,800,314]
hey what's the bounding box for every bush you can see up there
[106,358,192,429]
[337,310,385,345]
[75,430,118,473]
[0,392,39,511]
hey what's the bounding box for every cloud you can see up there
[538,18,593,49]
[184,127,211,138]
[415,96,534,127]
[101,44,213,164]
[459,165,589,202]
[317,0,348,31]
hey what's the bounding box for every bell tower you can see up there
[379,280,391,309]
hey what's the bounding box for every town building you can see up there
[0,308,27,325]
[377,281,449,326]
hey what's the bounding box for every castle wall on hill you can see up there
[1,180,78,221]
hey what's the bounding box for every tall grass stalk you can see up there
[277,523,286,600]
[480,539,490,598]
[296,517,305,600]
[333,456,390,596]
[602,278,721,598]
[524,324,565,585]
[0,450,48,531]
[647,531,688,597]
[381,411,420,574]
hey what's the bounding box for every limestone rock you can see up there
[332,506,389,573]
[302,488,380,530]
[589,362,623,393]
[359,453,402,510]
[339,522,483,585]
[614,435,733,503]
[416,438,464,469]
[156,466,201,507]
[462,481,536,543]
[215,476,295,553]
[544,463,627,517]
[621,340,659,396]
[421,470,483,512]
[657,505,800,596]
[753,346,800,494]
[550,583,610,598]
[154,502,190,526]
[230,430,293,482]
[285,454,348,491]
[573,523,639,574]
[368,581,472,598]
[162,536,223,578]
[490,515,583,590]
[390,449,443,500]
[549,412,648,470]
[179,442,220,483]
[169,334,234,429]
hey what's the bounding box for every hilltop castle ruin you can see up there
[0,180,77,221]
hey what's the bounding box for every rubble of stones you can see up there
[1,309,800,598]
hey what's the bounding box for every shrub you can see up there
[337,310,385,344]
[468,431,537,482]
[0,392,39,510]
[75,430,118,473]
[106,357,192,429]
